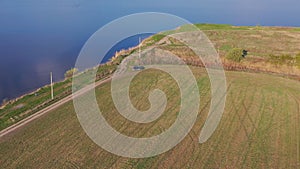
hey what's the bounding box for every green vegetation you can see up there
[292,27,300,31]
[219,44,232,52]
[226,48,245,62]
[0,78,71,130]
[143,34,166,47]
[269,54,299,67]
[0,68,299,168]
[195,23,251,30]
[0,64,116,130]
[64,68,78,79]
[270,54,297,66]
[148,24,300,60]
[150,34,165,42]
[296,53,300,69]
[142,24,300,79]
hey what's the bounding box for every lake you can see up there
[1,0,300,102]
[0,33,151,102]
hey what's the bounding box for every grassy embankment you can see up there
[0,63,117,130]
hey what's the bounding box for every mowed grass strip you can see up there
[0,68,300,168]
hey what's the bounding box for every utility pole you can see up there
[50,72,54,100]
[139,37,142,65]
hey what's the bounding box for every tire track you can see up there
[192,83,233,168]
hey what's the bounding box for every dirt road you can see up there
[0,77,112,138]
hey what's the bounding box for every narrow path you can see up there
[0,77,112,138]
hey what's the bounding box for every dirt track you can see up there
[0,77,112,138]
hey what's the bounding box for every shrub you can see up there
[269,54,295,67]
[226,48,244,62]
[269,54,281,66]
[280,54,294,66]
[64,68,78,79]
[296,53,300,69]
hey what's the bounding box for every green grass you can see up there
[143,34,166,47]
[195,23,251,30]
[0,67,299,168]
[144,24,300,65]
[291,27,300,31]
[147,24,300,77]
[0,78,71,129]
[0,64,116,130]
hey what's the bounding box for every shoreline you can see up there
[2,23,300,108]
[0,39,143,109]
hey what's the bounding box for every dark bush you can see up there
[226,48,244,62]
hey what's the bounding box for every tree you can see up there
[64,68,78,79]
[226,48,244,62]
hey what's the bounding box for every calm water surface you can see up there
[0,0,299,101]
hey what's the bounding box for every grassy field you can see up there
[146,24,300,58]
[0,67,299,168]
[143,24,300,77]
